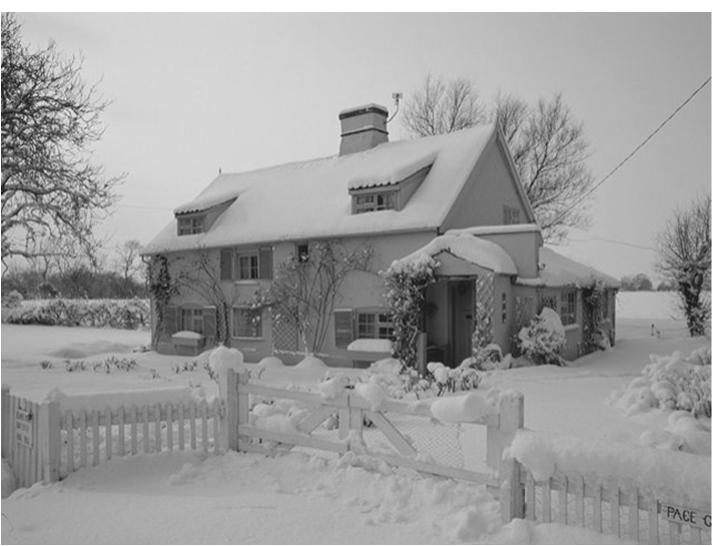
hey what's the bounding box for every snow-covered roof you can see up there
[143,125,497,254]
[448,223,541,236]
[393,232,518,275]
[516,246,620,288]
[174,194,237,215]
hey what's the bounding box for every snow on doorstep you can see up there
[347,338,393,353]
[430,392,495,423]
[347,150,437,190]
[392,232,517,275]
[142,125,495,255]
[171,330,203,340]
[44,386,204,413]
[518,246,620,288]
[508,429,711,507]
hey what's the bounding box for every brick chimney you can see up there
[338,103,389,156]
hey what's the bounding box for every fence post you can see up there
[38,400,61,483]
[226,369,239,451]
[1,385,9,460]
[486,391,524,522]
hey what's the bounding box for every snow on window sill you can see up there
[233,336,264,342]
[234,280,260,285]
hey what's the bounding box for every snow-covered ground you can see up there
[1,292,709,544]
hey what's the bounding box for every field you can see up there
[1,291,710,544]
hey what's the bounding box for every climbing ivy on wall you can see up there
[582,280,607,352]
[148,254,179,347]
[382,254,438,370]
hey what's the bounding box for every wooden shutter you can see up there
[203,306,217,340]
[220,249,233,280]
[334,309,354,348]
[259,247,273,279]
[163,305,178,335]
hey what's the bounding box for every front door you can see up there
[449,280,474,366]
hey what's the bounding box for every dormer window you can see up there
[354,191,397,214]
[177,214,205,235]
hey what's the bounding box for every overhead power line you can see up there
[554,237,656,251]
[552,76,711,226]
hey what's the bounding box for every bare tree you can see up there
[402,74,487,137]
[254,241,372,355]
[115,240,144,285]
[1,13,122,262]
[401,75,594,240]
[656,194,711,336]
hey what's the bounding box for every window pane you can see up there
[233,308,262,337]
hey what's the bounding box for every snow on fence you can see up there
[224,370,524,488]
[502,430,712,544]
[1,384,222,487]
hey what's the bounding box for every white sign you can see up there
[661,503,711,529]
[15,407,33,448]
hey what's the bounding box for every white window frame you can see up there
[353,190,398,214]
[177,215,205,235]
[560,290,577,326]
[237,251,259,280]
[180,307,204,334]
[356,309,394,339]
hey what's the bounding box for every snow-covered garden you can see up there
[1,292,710,544]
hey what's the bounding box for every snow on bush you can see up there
[507,429,710,507]
[294,354,327,371]
[2,290,23,308]
[2,458,16,498]
[461,343,512,371]
[3,298,150,329]
[609,347,711,418]
[516,307,567,366]
[364,358,428,399]
[354,379,388,411]
[427,361,481,395]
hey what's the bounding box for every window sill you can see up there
[233,336,265,342]
[234,280,260,285]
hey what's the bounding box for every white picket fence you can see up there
[502,449,712,544]
[2,384,222,487]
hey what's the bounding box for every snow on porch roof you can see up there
[516,246,620,288]
[391,232,518,275]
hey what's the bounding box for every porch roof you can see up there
[392,232,518,275]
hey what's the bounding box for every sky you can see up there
[14,11,712,282]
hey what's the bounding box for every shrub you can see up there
[611,347,711,418]
[427,361,481,396]
[2,298,149,329]
[517,307,567,366]
[39,360,53,370]
[2,290,23,308]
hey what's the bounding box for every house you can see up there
[142,103,619,366]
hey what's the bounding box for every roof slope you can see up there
[144,125,496,254]
[517,247,620,288]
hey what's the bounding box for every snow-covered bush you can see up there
[427,361,481,396]
[461,343,511,371]
[364,358,432,399]
[610,347,711,418]
[2,290,23,308]
[516,307,567,366]
[3,298,150,329]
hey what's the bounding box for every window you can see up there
[503,205,521,225]
[560,290,577,326]
[180,308,204,334]
[238,252,259,280]
[177,215,205,235]
[501,292,507,323]
[353,191,397,214]
[296,243,310,263]
[357,310,394,339]
[538,294,558,313]
[232,307,262,338]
